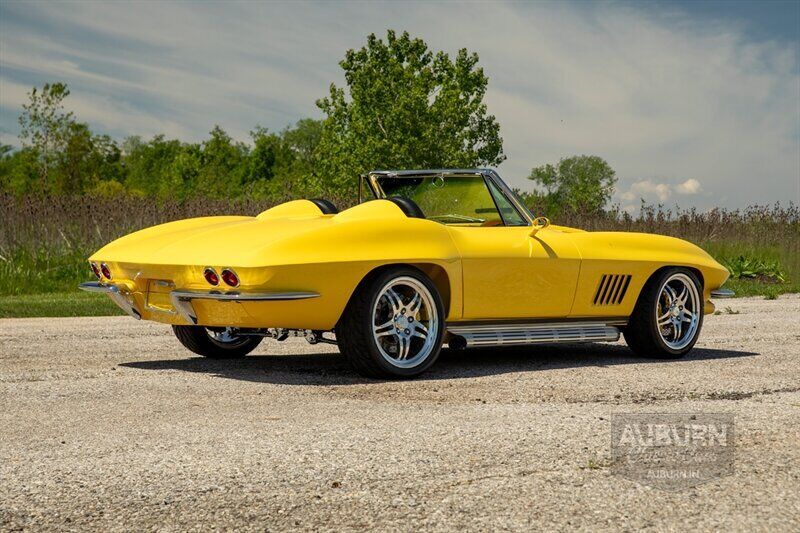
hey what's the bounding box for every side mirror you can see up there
[529,216,550,237]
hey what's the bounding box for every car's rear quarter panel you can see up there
[91,201,463,330]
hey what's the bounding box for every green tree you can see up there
[282,118,322,168]
[315,30,505,193]
[0,144,16,192]
[55,123,123,194]
[18,82,76,191]
[528,155,617,214]
[196,126,247,197]
[123,135,183,196]
[55,123,94,194]
[0,147,38,194]
[246,127,280,186]
[165,144,202,199]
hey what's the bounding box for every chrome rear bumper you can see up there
[710,288,735,298]
[78,282,142,319]
[169,290,319,324]
[78,282,319,324]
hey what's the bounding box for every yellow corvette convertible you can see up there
[80,169,733,378]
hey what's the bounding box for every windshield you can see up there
[372,175,528,226]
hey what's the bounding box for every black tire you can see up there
[309,198,339,214]
[172,325,262,359]
[387,196,425,218]
[624,267,703,359]
[337,266,445,378]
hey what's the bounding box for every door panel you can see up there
[447,226,581,319]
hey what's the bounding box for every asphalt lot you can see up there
[1,295,799,531]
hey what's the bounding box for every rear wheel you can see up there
[172,326,262,358]
[624,268,703,358]
[337,267,445,378]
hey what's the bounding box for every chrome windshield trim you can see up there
[710,288,735,298]
[78,281,142,320]
[365,168,533,226]
[483,169,534,225]
[169,290,320,325]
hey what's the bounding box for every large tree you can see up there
[528,155,617,214]
[18,82,76,190]
[315,30,505,192]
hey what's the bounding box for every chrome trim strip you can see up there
[169,290,320,325]
[710,288,735,298]
[447,321,620,347]
[170,290,320,302]
[78,282,141,320]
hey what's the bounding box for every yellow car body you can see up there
[81,169,731,376]
[85,171,729,329]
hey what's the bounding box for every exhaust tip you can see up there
[448,335,467,350]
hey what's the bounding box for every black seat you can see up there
[387,196,425,219]
[309,198,339,214]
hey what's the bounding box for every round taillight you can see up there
[220,268,239,287]
[203,267,219,286]
[90,262,101,279]
[100,263,112,279]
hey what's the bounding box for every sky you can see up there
[1,0,798,210]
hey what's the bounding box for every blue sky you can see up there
[1,0,798,209]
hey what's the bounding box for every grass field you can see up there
[0,194,797,317]
[0,292,123,318]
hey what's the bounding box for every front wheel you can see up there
[337,267,445,378]
[172,326,263,358]
[624,268,703,358]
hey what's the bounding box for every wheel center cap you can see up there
[671,307,681,317]
[395,316,410,329]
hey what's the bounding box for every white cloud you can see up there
[625,180,674,202]
[676,178,702,195]
[616,177,704,209]
[0,1,797,208]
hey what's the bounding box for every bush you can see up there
[722,255,786,283]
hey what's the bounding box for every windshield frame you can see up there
[360,169,534,227]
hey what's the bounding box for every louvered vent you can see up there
[593,274,632,305]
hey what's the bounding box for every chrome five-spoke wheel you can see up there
[337,267,446,378]
[372,276,439,368]
[656,273,701,350]
[624,267,704,358]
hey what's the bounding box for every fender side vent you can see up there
[593,274,632,305]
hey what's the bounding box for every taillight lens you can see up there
[100,263,112,279]
[203,267,219,286]
[90,262,101,279]
[220,268,239,287]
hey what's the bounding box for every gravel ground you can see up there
[1,295,799,531]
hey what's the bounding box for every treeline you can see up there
[0,83,327,199]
